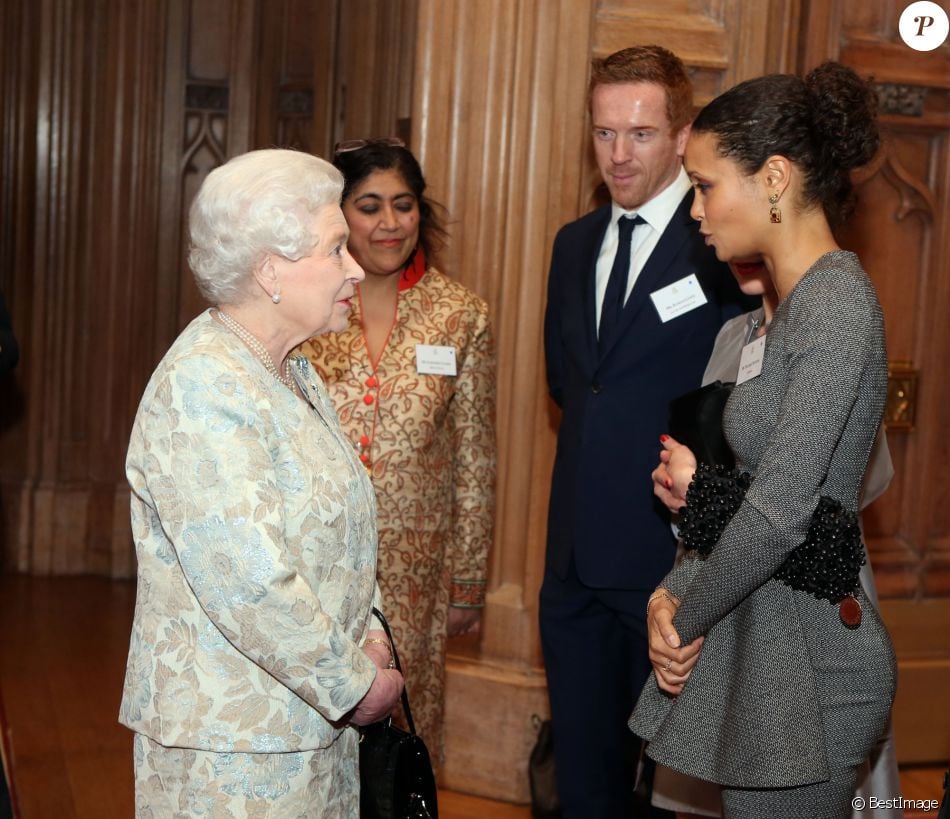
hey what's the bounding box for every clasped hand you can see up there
[651,434,697,512]
[350,630,405,726]
[648,593,703,695]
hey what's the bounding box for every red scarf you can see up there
[398,247,427,291]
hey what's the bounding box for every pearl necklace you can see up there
[216,310,295,390]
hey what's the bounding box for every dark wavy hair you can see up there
[691,62,879,225]
[332,143,448,257]
[588,45,693,132]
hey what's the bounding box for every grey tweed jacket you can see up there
[630,251,896,789]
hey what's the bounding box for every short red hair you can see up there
[588,45,693,132]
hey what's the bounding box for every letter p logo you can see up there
[899,2,949,50]
[915,15,935,35]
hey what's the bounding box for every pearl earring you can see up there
[272,292,281,304]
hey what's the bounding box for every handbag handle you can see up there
[371,606,420,737]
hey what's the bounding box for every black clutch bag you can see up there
[668,380,734,469]
[360,607,438,819]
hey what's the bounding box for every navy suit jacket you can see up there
[544,192,748,591]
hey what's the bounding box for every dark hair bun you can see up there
[805,62,880,172]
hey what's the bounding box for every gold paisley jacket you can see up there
[296,268,496,752]
[299,267,495,604]
[119,310,382,753]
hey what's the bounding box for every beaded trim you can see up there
[216,310,294,390]
[679,463,751,558]
[680,463,865,604]
[774,496,865,603]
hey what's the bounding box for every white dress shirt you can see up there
[594,167,692,334]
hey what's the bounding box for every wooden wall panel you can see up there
[800,0,950,602]
[592,0,801,100]
[173,0,259,330]
[840,128,942,598]
[414,0,596,798]
[335,0,417,145]
[0,0,168,577]
[255,0,340,156]
[0,0,417,576]
[415,0,595,674]
[580,0,801,210]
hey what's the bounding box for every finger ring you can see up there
[664,658,673,671]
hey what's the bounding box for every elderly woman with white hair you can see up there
[119,149,404,817]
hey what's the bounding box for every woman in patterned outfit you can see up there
[297,141,496,763]
[629,64,896,819]
[120,149,404,817]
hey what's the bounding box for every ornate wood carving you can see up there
[875,82,927,117]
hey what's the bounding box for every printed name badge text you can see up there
[736,335,766,384]
[416,344,457,376]
[650,275,708,323]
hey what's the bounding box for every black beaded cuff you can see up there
[680,465,865,604]
[774,496,865,604]
[680,463,752,557]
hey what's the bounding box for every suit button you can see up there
[591,382,603,394]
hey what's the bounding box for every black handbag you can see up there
[360,607,438,819]
[668,380,735,468]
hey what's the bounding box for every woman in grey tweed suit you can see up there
[629,64,896,819]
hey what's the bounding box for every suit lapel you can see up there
[598,193,695,362]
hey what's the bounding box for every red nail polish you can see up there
[660,434,668,442]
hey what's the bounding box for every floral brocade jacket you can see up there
[119,310,382,753]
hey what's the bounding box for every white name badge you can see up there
[736,335,766,385]
[650,274,708,323]
[415,344,457,376]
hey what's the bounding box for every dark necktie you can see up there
[599,214,643,351]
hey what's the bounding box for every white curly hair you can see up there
[188,149,344,305]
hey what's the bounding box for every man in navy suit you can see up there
[540,45,748,818]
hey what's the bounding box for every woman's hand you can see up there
[651,435,698,512]
[648,590,704,696]
[350,668,405,726]
[447,607,481,637]
[362,629,394,670]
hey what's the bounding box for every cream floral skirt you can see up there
[133,730,358,818]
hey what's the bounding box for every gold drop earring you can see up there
[768,192,782,224]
